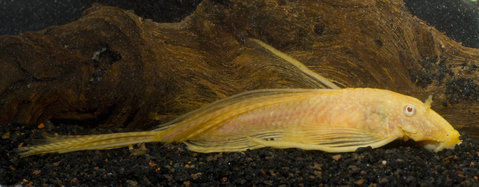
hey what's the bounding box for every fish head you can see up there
[388,93,462,152]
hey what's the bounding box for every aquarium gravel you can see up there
[1,122,479,186]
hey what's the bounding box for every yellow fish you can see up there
[19,88,461,157]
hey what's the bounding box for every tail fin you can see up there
[18,131,164,157]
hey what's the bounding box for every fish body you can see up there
[19,88,462,156]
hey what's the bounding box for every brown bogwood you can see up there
[1,0,478,137]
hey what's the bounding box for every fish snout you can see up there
[420,129,461,152]
[420,111,462,152]
[437,128,462,151]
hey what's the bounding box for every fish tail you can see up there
[18,131,167,157]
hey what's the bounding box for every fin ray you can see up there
[246,38,340,89]
[249,126,398,153]
[185,131,283,153]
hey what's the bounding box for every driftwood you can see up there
[1,0,478,137]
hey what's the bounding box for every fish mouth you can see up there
[418,140,442,152]
[418,139,462,152]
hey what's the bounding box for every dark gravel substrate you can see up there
[1,122,479,186]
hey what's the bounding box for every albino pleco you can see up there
[19,88,461,156]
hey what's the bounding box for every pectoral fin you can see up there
[248,127,398,153]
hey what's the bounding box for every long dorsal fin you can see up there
[246,38,341,89]
[155,38,340,130]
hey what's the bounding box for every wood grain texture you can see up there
[1,0,478,137]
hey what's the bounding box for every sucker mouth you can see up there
[418,140,441,151]
[418,139,462,152]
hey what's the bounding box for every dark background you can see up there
[404,0,479,48]
[0,0,201,34]
[0,0,478,48]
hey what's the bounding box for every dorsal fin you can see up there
[246,38,341,89]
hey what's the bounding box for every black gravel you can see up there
[1,122,479,186]
[446,78,479,104]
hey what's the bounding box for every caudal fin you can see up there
[18,131,164,157]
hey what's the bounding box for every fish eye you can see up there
[403,104,416,116]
